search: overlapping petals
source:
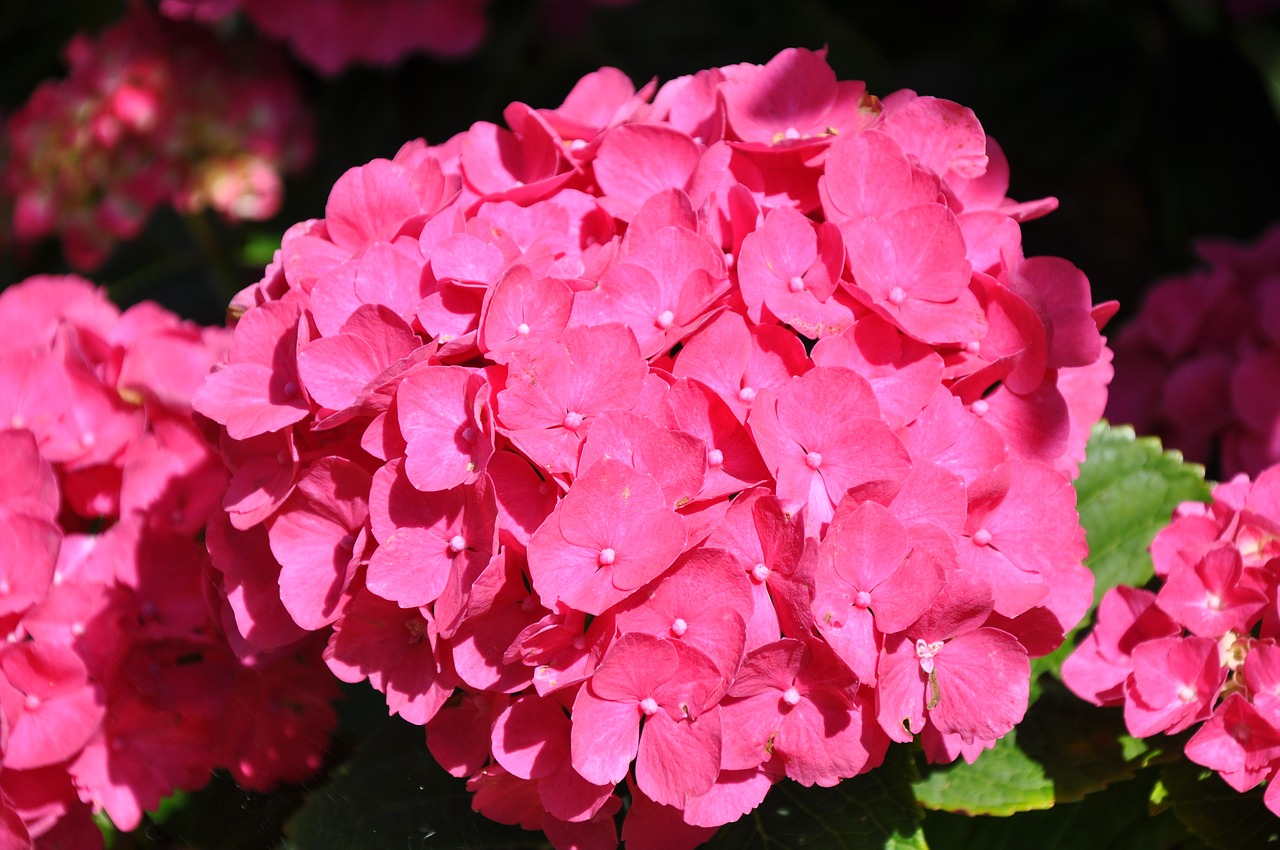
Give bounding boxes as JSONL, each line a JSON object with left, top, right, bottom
{"left": 1108, "top": 223, "right": 1280, "bottom": 477}
{"left": 195, "top": 47, "right": 1111, "bottom": 847}
{"left": 1065, "top": 466, "right": 1280, "bottom": 813}
{"left": 0, "top": 276, "right": 336, "bottom": 848}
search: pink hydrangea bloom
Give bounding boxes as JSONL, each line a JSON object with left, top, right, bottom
{"left": 161, "top": 0, "right": 638, "bottom": 75}
{"left": 196, "top": 47, "right": 1111, "bottom": 847}
{"left": 2, "top": 10, "right": 312, "bottom": 269}
{"left": 1109, "top": 223, "right": 1280, "bottom": 477}
{"left": 1065, "top": 465, "right": 1280, "bottom": 813}
{"left": 0, "top": 275, "right": 335, "bottom": 845}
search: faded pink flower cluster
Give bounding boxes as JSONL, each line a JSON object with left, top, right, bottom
{"left": 160, "top": 0, "right": 490, "bottom": 74}
{"left": 1108, "top": 224, "right": 1280, "bottom": 478}
{"left": 193, "top": 47, "right": 1112, "bottom": 848}
{"left": 0, "top": 276, "right": 337, "bottom": 849}
{"left": 1064, "top": 467, "right": 1280, "bottom": 814}
{"left": 3, "top": 10, "right": 313, "bottom": 269}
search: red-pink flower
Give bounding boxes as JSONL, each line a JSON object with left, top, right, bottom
{"left": 190, "top": 46, "right": 1110, "bottom": 846}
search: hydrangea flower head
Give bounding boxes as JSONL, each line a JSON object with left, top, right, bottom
{"left": 0, "top": 276, "right": 336, "bottom": 847}
{"left": 195, "top": 47, "right": 1112, "bottom": 847}
{"left": 3, "top": 10, "right": 312, "bottom": 269}
{"left": 1065, "top": 465, "right": 1280, "bottom": 813}
{"left": 1108, "top": 224, "right": 1280, "bottom": 477}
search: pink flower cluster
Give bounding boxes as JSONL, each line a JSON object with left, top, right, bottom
{"left": 1064, "top": 467, "right": 1280, "bottom": 813}
{"left": 160, "top": 0, "right": 490, "bottom": 74}
{"left": 1108, "top": 224, "right": 1280, "bottom": 478}
{"left": 0, "top": 276, "right": 337, "bottom": 849}
{"left": 3, "top": 10, "right": 313, "bottom": 269}
{"left": 193, "top": 47, "right": 1113, "bottom": 848}
{"left": 159, "top": 0, "right": 637, "bottom": 75}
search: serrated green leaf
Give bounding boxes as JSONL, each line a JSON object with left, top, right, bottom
{"left": 920, "top": 767, "right": 1209, "bottom": 850}
{"left": 706, "top": 745, "right": 926, "bottom": 849}
{"left": 1160, "top": 760, "right": 1280, "bottom": 850}
{"left": 912, "top": 731, "right": 1054, "bottom": 815}
{"left": 913, "top": 681, "right": 1168, "bottom": 816}
{"left": 284, "top": 714, "right": 548, "bottom": 850}
{"left": 1074, "top": 421, "right": 1212, "bottom": 606}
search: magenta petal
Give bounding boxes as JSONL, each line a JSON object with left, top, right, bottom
{"left": 931, "top": 628, "right": 1029, "bottom": 742}
{"left": 635, "top": 707, "right": 722, "bottom": 807}
{"left": 269, "top": 457, "right": 371, "bottom": 630}
{"left": 570, "top": 685, "right": 642, "bottom": 787}
{"left": 194, "top": 362, "right": 309, "bottom": 439}
{"left": 492, "top": 694, "right": 571, "bottom": 780}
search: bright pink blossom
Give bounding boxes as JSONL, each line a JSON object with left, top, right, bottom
{"left": 194, "top": 47, "right": 1109, "bottom": 847}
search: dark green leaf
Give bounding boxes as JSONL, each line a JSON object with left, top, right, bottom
{"left": 921, "top": 766, "right": 1207, "bottom": 850}
{"left": 913, "top": 681, "right": 1169, "bottom": 816}
{"left": 1160, "top": 760, "right": 1280, "bottom": 850}
{"left": 284, "top": 713, "right": 548, "bottom": 850}
{"left": 706, "top": 745, "right": 926, "bottom": 849}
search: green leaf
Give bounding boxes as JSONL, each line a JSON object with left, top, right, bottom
{"left": 1160, "top": 760, "right": 1280, "bottom": 850}
{"left": 920, "top": 767, "right": 1208, "bottom": 850}
{"left": 911, "top": 731, "right": 1054, "bottom": 816}
{"left": 706, "top": 745, "right": 926, "bottom": 849}
{"left": 913, "top": 681, "right": 1169, "bottom": 816}
{"left": 1073, "top": 421, "right": 1212, "bottom": 607}
{"left": 283, "top": 713, "right": 548, "bottom": 850}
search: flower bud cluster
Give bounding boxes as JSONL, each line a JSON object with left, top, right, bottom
{"left": 0, "top": 276, "right": 336, "bottom": 849}
{"left": 1108, "top": 224, "right": 1280, "bottom": 478}
{"left": 3, "top": 10, "right": 313, "bottom": 269}
{"left": 194, "top": 48, "right": 1112, "bottom": 848}
{"left": 1064, "top": 467, "right": 1280, "bottom": 814}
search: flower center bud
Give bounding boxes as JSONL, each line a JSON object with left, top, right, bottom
{"left": 284, "top": 381, "right": 298, "bottom": 396}
{"left": 738, "top": 386, "right": 756, "bottom": 403}
{"left": 516, "top": 322, "right": 531, "bottom": 336}
{"left": 888, "top": 287, "right": 907, "bottom": 304}
{"left": 805, "top": 451, "right": 823, "bottom": 470}
{"left": 563, "top": 410, "right": 584, "bottom": 431}
{"left": 1206, "top": 592, "right": 1223, "bottom": 611}
{"left": 598, "top": 548, "right": 616, "bottom": 566}
{"left": 461, "top": 426, "right": 477, "bottom": 442}
{"left": 1177, "top": 685, "right": 1198, "bottom": 703}
{"left": 971, "top": 399, "right": 989, "bottom": 417}
{"left": 448, "top": 535, "right": 467, "bottom": 554}
{"left": 639, "top": 697, "right": 659, "bottom": 716}
{"left": 751, "top": 563, "right": 770, "bottom": 582}
{"left": 965, "top": 340, "right": 981, "bottom": 354}
{"left": 671, "top": 618, "right": 689, "bottom": 637}
{"left": 782, "top": 687, "right": 801, "bottom": 706}
{"left": 70, "top": 622, "right": 86, "bottom": 636}
{"left": 916, "top": 638, "right": 945, "bottom": 674}
{"left": 788, "top": 275, "right": 806, "bottom": 292}
{"left": 656, "top": 309, "right": 675, "bottom": 329}
{"left": 23, "top": 693, "right": 40, "bottom": 711}
{"left": 972, "top": 528, "right": 992, "bottom": 547}
{"left": 855, "top": 590, "right": 872, "bottom": 609}
{"left": 707, "top": 448, "right": 724, "bottom": 467}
